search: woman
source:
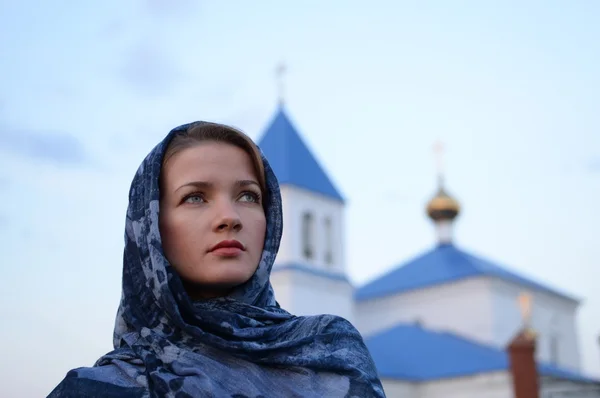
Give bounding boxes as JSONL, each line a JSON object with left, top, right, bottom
{"left": 48, "top": 121, "right": 385, "bottom": 397}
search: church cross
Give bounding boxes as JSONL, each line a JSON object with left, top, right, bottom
{"left": 433, "top": 140, "right": 445, "bottom": 176}
{"left": 518, "top": 292, "right": 533, "bottom": 326}
{"left": 276, "top": 62, "right": 287, "bottom": 105}
{"left": 433, "top": 140, "right": 445, "bottom": 187}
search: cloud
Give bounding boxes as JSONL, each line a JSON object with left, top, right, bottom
{"left": 97, "top": 19, "right": 126, "bottom": 40}
{"left": 143, "top": 0, "right": 198, "bottom": 17}
{"left": 111, "top": 1, "right": 199, "bottom": 96}
{"left": 0, "top": 176, "right": 9, "bottom": 191}
{"left": 0, "top": 127, "right": 90, "bottom": 166}
{"left": 589, "top": 157, "right": 600, "bottom": 173}
{"left": 0, "top": 176, "right": 10, "bottom": 228}
{"left": 119, "top": 41, "right": 183, "bottom": 96}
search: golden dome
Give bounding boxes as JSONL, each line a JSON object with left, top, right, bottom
{"left": 426, "top": 187, "right": 460, "bottom": 222}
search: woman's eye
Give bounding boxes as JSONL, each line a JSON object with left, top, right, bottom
{"left": 239, "top": 192, "right": 260, "bottom": 203}
{"left": 184, "top": 194, "right": 205, "bottom": 204}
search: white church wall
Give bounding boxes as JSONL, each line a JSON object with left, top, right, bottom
{"left": 270, "top": 268, "right": 354, "bottom": 323}
{"left": 276, "top": 185, "right": 294, "bottom": 264}
{"left": 270, "top": 271, "right": 292, "bottom": 309}
{"left": 540, "top": 377, "right": 600, "bottom": 397}
{"left": 490, "top": 278, "right": 581, "bottom": 371}
{"left": 355, "top": 276, "right": 494, "bottom": 342}
{"left": 379, "top": 380, "right": 418, "bottom": 397}
{"left": 275, "top": 186, "right": 345, "bottom": 273}
{"left": 417, "top": 371, "right": 513, "bottom": 398}
{"left": 382, "top": 372, "right": 600, "bottom": 398}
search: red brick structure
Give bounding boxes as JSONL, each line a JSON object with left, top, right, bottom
{"left": 507, "top": 327, "right": 539, "bottom": 398}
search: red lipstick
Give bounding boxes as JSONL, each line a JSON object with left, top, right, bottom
{"left": 209, "top": 240, "right": 245, "bottom": 256}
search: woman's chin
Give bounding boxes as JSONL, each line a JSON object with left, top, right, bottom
{"left": 182, "top": 269, "right": 256, "bottom": 298}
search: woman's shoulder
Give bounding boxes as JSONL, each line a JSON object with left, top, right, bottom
{"left": 47, "top": 363, "right": 147, "bottom": 398}
{"left": 292, "top": 313, "right": 373, "bottom": 358}
{"left": 295, "top": 313, "right": 362, "bottom": 336}
{"left": 291, "top": 314, "right": 386, "bottom": 397}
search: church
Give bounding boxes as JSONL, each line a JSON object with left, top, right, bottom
{"left": 255, "top": 103, "right": 600, "bottom": 397}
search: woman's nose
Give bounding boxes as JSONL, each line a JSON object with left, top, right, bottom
{"left": 213, "top": 202, "right": 242, "bottom": 232}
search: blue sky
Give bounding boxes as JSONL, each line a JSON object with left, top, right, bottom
{"left": 1, "top": 1, "right": 599, "bottom": 396}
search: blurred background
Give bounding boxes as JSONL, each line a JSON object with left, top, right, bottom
{"left": 0, "top": 1, "right": 598, "bottom": 396}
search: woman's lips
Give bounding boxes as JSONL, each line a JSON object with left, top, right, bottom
{"left": 209, "top": 240, "right": 245, "bottom": 257}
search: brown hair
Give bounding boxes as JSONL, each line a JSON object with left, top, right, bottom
{"left": 162, "top": 122, "right": 267, "bottom": 197}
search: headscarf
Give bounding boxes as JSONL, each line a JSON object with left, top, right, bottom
{"left": 48, "top": 122, "right": 385, "bottom": 398}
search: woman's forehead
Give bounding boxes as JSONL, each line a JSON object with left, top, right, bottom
{"left": 162, "top": 143, "right": 259, "bottom": 187}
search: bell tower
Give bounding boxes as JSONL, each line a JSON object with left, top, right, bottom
{"left": 257, "top": 93, "right": 353, "bottom": 322}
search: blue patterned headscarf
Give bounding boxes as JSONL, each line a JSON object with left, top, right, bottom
{"left": 48, "top": 122, "right": 385, "bottom": 398}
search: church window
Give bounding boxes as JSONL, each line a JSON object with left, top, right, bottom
{"left": 549, "top": 334, "right": 559, "bottom": 365}
{"left": 302, "top": 212, "right": 314, "bottom": 260}
{"left": 324, "top": 217, "right": 333, "bottom": 266}
{"left": 549, "top": 315, "right": 560, "bottom": 365}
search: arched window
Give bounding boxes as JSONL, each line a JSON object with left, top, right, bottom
{"left": 302, "top": 212, "right": 314, "bottom": 260}
{"left": 549, "top": 334, "right": 559, "bottom": 365}
{"left": 324, "top": 217, "right": 333, "bottom": 266}
{"left": 549, "top": 315, "right": 560, "bottom": 365}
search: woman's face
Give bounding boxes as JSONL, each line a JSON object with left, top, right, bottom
{"left": 159, "top": 141, "right": 266, "bottom": 298}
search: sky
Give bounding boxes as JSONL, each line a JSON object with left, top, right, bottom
{"left": 0, "top": 0, "right": 599, "bottom": 396}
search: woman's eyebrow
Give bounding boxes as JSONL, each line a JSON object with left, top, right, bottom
{"left": 175, "top": 181, "right": 212, "bottom": 193}
{"left": 175, "top": 180, "right": 260, "bottom": 193}
{"left": 235, "top": 180, "right": 260, "bottom": 189}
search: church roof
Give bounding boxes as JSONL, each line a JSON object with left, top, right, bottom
{"left": 366, "top": 323, "right": 598, "bottom": 383}
{"left": 354, "top": 243, "right": 578, "bottom": 302}
{"left": 257, "top": 106, "right": 344, "bottom": 202}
